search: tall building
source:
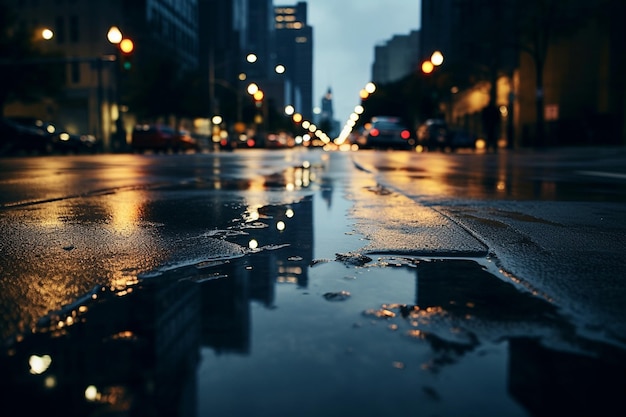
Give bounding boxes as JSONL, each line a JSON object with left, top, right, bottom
{"left": 372, "top": 30, "right": 421, "bottom": 85}
{"left": 274, "top": 2, "right": 313, "bottom": 119}
{"left": 198, "top": 0, "right": 247, "bottom": 124}
{"left": 420, "top": 0, "right": 625, "bottom": 147}
{"left": 246, "top": 0, "right": 275, "bottom": 80}
{"left": 4, "top": 0, "right": 199, "bottom": 150}
{"left": 318, "top": 87, "right": 338, "bottom": 137}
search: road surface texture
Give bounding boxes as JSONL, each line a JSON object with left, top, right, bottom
{"left": 1, "top": 147, "right": 625, "bottom": 417}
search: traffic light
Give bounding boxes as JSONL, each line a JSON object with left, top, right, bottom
{"left": 253, "top": 90, "right": 264, "bottom": 107}
{"left": 119, "top": 38, "right": 134, "bottom": 71}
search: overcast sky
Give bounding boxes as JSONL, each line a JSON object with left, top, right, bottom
{"left": 308, "top": 0, "right": 422, "bottom": 124}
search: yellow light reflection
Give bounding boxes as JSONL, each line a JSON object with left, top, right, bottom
{"left": 44, "top": 375, "right": 56, "bottom": 389}
{"left": 29, "top": 354, "right": 52, "bottom": 374}
{"left": 85, "top": 385, "right": 99, "bottom": 401}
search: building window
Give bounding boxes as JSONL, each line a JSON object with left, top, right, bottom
{"left": 55, "top": 16, "right": 65, "bottom": 44}
{"left": 70, "top": 61, "right": 80, "bottom": 84}
{"left": 69, "top": 16, "right": 79, "bottom": 43}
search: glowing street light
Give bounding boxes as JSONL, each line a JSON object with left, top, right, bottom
{"left": 119, "top": 38, "right": 134, "bottom": 54}
{"left": 247, "top": 83, "right": 259, "bottom": 95}
{"left": 275, "top": 64, "right": 286, "bottom": 74}
{"left": 365, "top": 82, "right": 376, "bottom": 94}
{"left": 431, "top": 50, "right": 444, "bottom": 66}
{"left": 253, "top": 90, "right": 264, "bottom": 102}
{"left": 246, "top": 53, "right": 258, "bottom": 63}
{"left": 421, "top": 60, "right": 435, "bottom": 74}
{"left": 107, "top": 26, "right": 123, "bottom": 45}
{"left": 41, "top": 28, "right": 54, "bottom": 40}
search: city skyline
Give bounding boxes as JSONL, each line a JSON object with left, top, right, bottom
{"left": 309, "top": 0, "right": 421, "bottom": 123}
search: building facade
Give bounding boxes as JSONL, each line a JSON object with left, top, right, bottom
{"left": 372, "top": 30, "right": 420, "bottom": 85}
{"left": 420, "top": 0, "right": 625, "bottom": 147}
{"left": 5, "top": 0, "right": 199, "bottom": 150}
{"left": 274, "top": 2, "right": 313, "bottom": 119}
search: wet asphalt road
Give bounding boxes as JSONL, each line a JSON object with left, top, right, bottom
{"left": 1, "top": 147, "right": 625, "bottom": 417}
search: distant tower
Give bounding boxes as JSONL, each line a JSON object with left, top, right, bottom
{"left": 321, "top": 87, "right": 334, "bottom": 122}
{"left": 319, "top": 87, "right": 339, "bottom": 137}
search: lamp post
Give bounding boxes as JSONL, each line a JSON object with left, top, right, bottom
{"left": 106, "top": 25, "right": 133, "bottom": 152}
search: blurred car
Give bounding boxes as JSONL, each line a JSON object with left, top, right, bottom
{"left": 7, "top": 117, "right": 98, "bottom": 154}
{"left": 447, "top": 128, "right": 478, "bottom": 151}
{"left": 0, "top": 117, "right": 52, "bottom": 155}
{"left": 265, "top": 132, "right": 295, "bottom": 149}
{"left": 363, "top": 116, "right": 415, "bottom": 150}
{"left": 131, "top": 124, "right": 200, "bottom": 153}
{"left": 417, "top": 118, "right": 448, "bottom": 150}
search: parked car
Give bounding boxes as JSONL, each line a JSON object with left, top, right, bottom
{"left": 417, "top": 118, "right": 449, "bottom": 151}
{"left": 417, "top": 119, "right": 479, "bottom": 152}
{"left": 363, "top": 116, "right": 415, "bottom": 150}
{"left": 131, "top": 124, "right": 200, "bottom": 153}
{"left": 0, "top": 117, "right": 52, "bottom": 155}
{"left": 7, "top": 117, "right": 99, "bottom": 154}
{"left": 447, "top": 128, "right": 478, "bottom": 151}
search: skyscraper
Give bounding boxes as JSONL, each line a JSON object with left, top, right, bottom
{"left": 274, "top": 2, "right": 313, "bottom": 119}
{"left": 372, "top": 30, "right": 421, "bottom": 85}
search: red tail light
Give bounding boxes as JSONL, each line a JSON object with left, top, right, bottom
{"left": 401, "top": 130, "right": 410, "bottom": 140}
{"left": 370, "top": 128, "right": 380, "bottom": 137}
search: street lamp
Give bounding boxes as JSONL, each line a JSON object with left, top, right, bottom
{"left": 106, "top": 25, "right": 133, "bottom": 152}
{"left": 107, "top": 26, "right": 123, "bottom": 45}
{"left": 421, "top": 60, "right": 435, "bottom": 74}
{"left": 431, "top": 50, "right": 444, "bottom": 66}
{"left": 41, "top": 28, "right": 54, "bottom": 41}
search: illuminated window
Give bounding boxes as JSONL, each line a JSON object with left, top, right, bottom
{"left": 295, "top": 36, "right": 307, "bottom": 43}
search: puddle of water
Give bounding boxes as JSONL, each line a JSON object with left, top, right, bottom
{"left": 2, "top": 156, "right": 626, "bottom": 417}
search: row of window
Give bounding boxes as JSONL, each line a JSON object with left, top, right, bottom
{"left": 53, "top": 15, "right": 80, "bottom": 44}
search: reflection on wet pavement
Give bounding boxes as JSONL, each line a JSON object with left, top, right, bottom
{"left": 1, "top": 153, "right": 625, "bottom": 417}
